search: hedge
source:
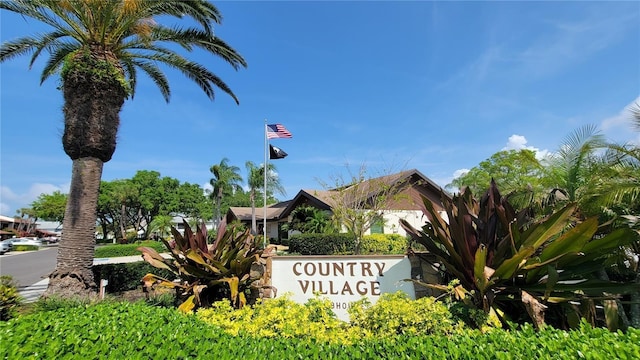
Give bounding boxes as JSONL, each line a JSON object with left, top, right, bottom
{"left": 288, "top": 233, "right": 355, "bottom": 255}
{"left": 94, "top": 241, "right": 166, "bottom": 258}
{"left": 92, "top": 262, "right": 175, "bottom": 293}
{"left": 1, "top": 301, "right": 638, "bottom": 359}
{"left": 360, "top": 234, "right": 408, "bottom": 254}
{"left": 11, "top": 245, "right": 39, "bottom": 252}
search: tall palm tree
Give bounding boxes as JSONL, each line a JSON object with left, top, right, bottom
{"left": 0, "top": 0, "right": 246, "bottom": 298}
{"left": 209, "top": 158, "right": 243, "bottom": 230}
{"left": 245, "top": 161, "right": 285, "bottom": 235}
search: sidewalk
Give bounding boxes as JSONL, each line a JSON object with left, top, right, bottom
{"left": 19, "top": 254, "right": 164, "bottom": 302}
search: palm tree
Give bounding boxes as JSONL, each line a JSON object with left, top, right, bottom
{"left": 544, "top": 124, "right": 606, "bottom": 213}
{"left": 209, "top": 158, "right": 243, "bottom": 231}
{"left": 0, "top": 0, "right": 246, "bottom": 298}
{"left": 245, "top": 161, "right": 285, "bottom": 235}
{"left": 148, "top": 214, "right": 173, "bottom": 241}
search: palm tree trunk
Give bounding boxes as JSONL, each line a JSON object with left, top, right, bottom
{"left": 120, "top": 203, "right": 127, "bottom": 241}
{"left": 216, "top": 188, "right": 222, "bottom": 231}
{"left": 250, "top": 190, "right": 257, "bottom": 235}
{"left": 45, "top": 157, "right": 103, "bottom": 298}
{"left": 631, "top": 272, "right": 640, "bottom": 329}
{"left": 45, "top": 47, "right": 127, "bottom": 299}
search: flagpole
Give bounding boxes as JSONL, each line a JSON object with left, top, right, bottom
{"left": 263, "top": 119, "right": 268, "bottom": 249}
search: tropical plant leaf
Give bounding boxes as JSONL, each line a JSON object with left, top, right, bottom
{"left": 140, "top": 219, "right": 264, "bottom": 311}
{"left": 138, "top": 246, "right": 172, "bottom": 271}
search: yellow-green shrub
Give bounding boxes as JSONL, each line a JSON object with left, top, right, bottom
{"left": 197, "top": 294, "right": 358, "bottom": 344}
{"left": 198, "top": 292, "right": 466, "bottom": 344}
{"left": 0, "top": 276, "right": 22, "bottom": 321}
{"left": 12, "top": 245, "right": 39, "bottom": 252}
{"left": 360, "top": 234, "right": 408, "bottom": 254}
{"left": 349, "top": 292, "right": 462, "bottom": 336}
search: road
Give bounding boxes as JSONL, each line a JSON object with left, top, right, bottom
{"left": 0, "top": 246, "right": 58, "bottom": 289}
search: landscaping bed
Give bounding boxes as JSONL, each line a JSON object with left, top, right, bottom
{"left": 1, "top": 301, "right": 638, "bottom": 359}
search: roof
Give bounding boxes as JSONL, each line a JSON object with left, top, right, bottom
{"left": 226, "top": 169, "right": 449, "bottom": 222}
{"left": 228, "top": 200, "right": 291, "bottom": 222}
{"left": 0, "top": 215, "right": 32, "bottom": 223}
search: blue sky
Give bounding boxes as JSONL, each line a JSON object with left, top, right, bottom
{"left": 1, "top": 1, "right": 639, "bottom": 216}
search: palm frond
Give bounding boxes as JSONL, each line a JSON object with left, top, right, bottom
{"left": 146, "top": 0, "right": 222, "bottom": 31}
{"left": 121, "top": 59, "right": 137, "bottom": 99}
{"left": 130, "top": 59, "right": 170, "bottom": 101}
{"left": 1, "top": 0, "right": 246, "bottom": 104}
{"left": 630, "top": 102, "right": 640, "bottom": 132}
{"left": 39, "top": 42, "right": 77, "bottom": 83}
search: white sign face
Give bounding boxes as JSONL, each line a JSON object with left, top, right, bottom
{"left": 270, "top": 256, "right": 414, "bottom": 321}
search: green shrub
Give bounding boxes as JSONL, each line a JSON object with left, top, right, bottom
{"left": 94, "top": 241, "right": 165, "bottom": 258}
{"left": 1, "top": 301, "right": 639, "bottom": 359}
{"left": 11, "top": 245, "right": 39, "bottom": 251}
{"left": 288, "top": 233, "right": 355, "bottom": 255}
{"left": 0, "top": 276, "right": 22, "bottom": 321}
{"left": 145, "top": 291, "right": 177, "bottom": 308}
{"left": 360, "top": 234, "right": 408, "bottom": 254}
{"left": 349, "top": 292, "right": 462, "bottom": 336}
{"left": 92, "top": 262, "right": 175, "bottom": 293}
{"left": 29, "top": 296, "right": 98, "bottom": 313}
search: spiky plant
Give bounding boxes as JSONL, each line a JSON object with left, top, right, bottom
{"left": 401, "top": 181, "right": 638, "bottom": 329}
{"left": 139, "top": 219, "right": 265, "bottom": 313}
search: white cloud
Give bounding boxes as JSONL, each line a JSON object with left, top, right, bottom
{"left": 0, "top": 183, "right": 69, "bottom": 216}
{"left": 504, "top": 135, "right": 528, "bottom": 150}
{"left": 453, "top": 169, "right": 470, "bottom": 179}
{"left": 600, "top": 97, "right": 640, "bottom": 143}
{"left": 502, "top": 135, "right": 550, "bottom": 160}
{"left": 0, "top": 202, "right": 9, "bottom": 215}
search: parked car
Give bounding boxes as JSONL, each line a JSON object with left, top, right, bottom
{"left": 39, "top": 236, "right": 60, "bottom": 244}
{"left": 1, "top": 238, "right": 16, "bottom": 249}
{"left": 0, "top": 241, "right": 9, "bottom": 255}
{"left": 5, "top": 237, "right": 42, "bottom": 248}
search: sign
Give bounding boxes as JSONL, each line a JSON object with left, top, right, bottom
{"left": 270, "top": 255, "right": 414, "bottom": 321}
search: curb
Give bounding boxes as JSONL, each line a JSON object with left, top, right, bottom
{"left": 19, "top": 278, "right": 49, "bottom": 303}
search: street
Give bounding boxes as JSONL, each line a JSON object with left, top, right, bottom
{"left": 0, "top": 247, "right": 57, "bottom": 290}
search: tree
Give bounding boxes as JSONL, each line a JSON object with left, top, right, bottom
{"left": 209, "top": 158, "right": 243, "bottom": 230}
{"left": 30, "top": 191, "right": 68, "bottom": 223}
{"left": 245, "top": 161, "right": 285, "bottom": 235}
{"left": 174, "top": 182, "right": 211, "bottom": 220}
{"left": 112, "top": 179, "right": 139, "bottom": 241}
{"left": 148, "top": 215, "right": 173, "bottom": 240}
{"left": 13, "top": 207, "right": 37, "bottom": 236}
{"left": 322, "top": 165, "right": 409, "bottom": 254}
{"left": 545, "top": 125, "right": 606, "bottom": 210}
{"left": 579, "top": 106, "right": 640, "bottom": 328}
{"left": 447, "top": 149, "right": 550, "bottom": 211}
{"left": 283, "top": 205, "right": 332, "bottom": 234}
{"left": 0, "top": 0, "right": 247, "bottom": 297}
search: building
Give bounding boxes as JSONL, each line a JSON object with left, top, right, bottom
{"left": 225, "top": 169, "right": 449, "bottom": 242}
{"left": 0, "top": 215, "right": 60, "bottom": 240}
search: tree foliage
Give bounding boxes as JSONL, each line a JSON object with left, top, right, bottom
{"left": 96, "top": 171, "right": 209, "bottom": 240}
{"left": 209, "top": 158, "right": 243, "bottom": 229}
{"left": 447, "top": 149, "right": 547, "bottom": 198}
{"left": 245, "top": 161, "right": 285, "bottom": 235}
{"left": 322, "top": 165, "right": 409, "bottom": 254}
{"left": 30, "top": 191, "right": 67, "bottom": 223}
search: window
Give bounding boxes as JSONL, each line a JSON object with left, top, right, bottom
{"left": 370, "top": 217, "right": 384, "bottom": 234}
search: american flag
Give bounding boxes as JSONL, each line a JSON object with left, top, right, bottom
{"left": 266, "top": 124, "right": 292, "bottom": 139}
